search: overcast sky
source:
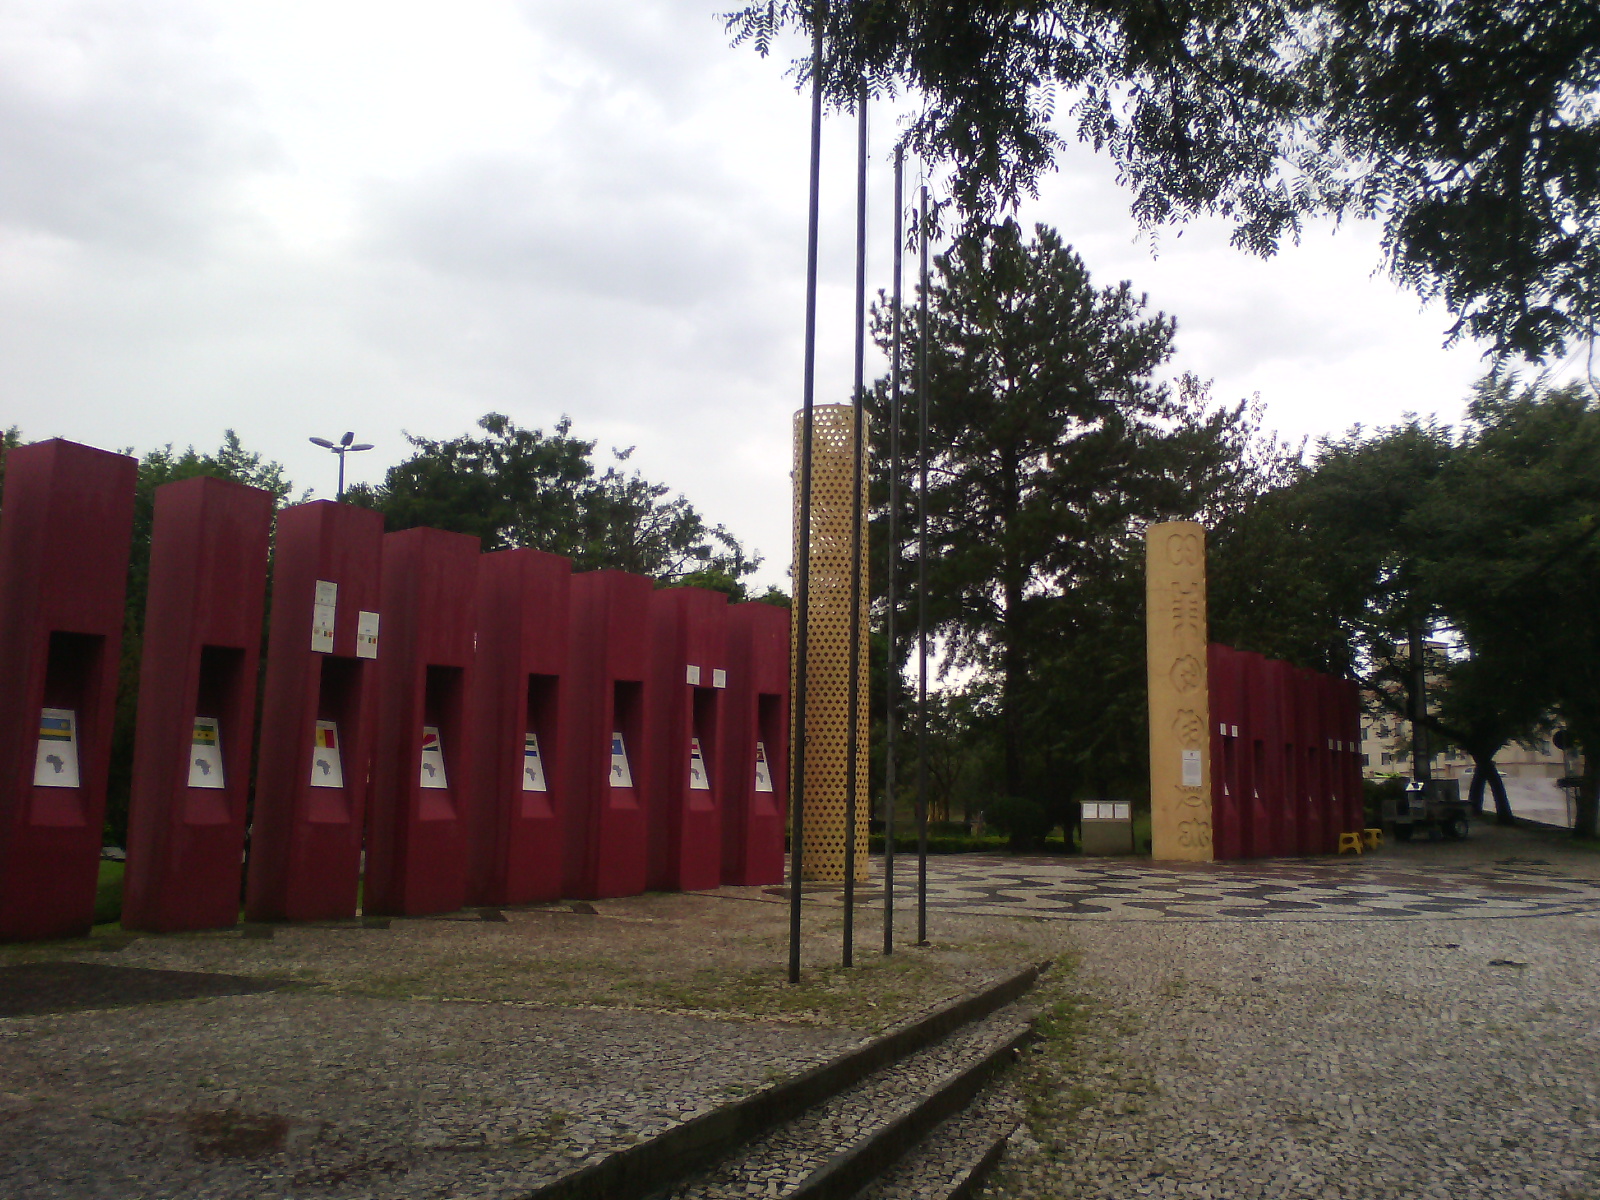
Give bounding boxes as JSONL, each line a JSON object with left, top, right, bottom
{"left": 0, "top": 0, "right": 1572, "bottom": 591}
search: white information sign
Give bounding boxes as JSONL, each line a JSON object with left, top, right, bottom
{"left": 33, "top": 707, "right": 80, "bottom": 788}
{"left": 522, "top": 732, "right": 548, "bottom": 792}
{"left": 310, "top": 720, "right": 344, "bottom": 787}
{"left": 685, "top": 664, "right": 702, "bottom": 686}
{"left": 188, "top": 716, "right": 225, "bottom": 788}
{"left": 311, "top": 579, "right": 337, "bottom": 653}
{"left": 420, "top": 725, "right": 448, "bottom": 789}
{"left": 688, "top": 736, "right": 711, "bottom": 790}
{"left": 356, "top": 610, "right": 380, "bottom": 659}
{"left": 609, "top": 731, "right": 633, "bottom": 788}
{"left": 1181, "top": 749, "right": 1203, "bottom": 787}
{"left": 712, "top": 669, "right": 727, "bottom": 689}
{"left": 753, "top": 740, "right": 774, "bottom": 793}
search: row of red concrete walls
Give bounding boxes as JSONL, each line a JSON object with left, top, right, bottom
{"left": 0, "top": 440, "right": 138, "bottom": 940}
{"left": 2, "top": 450, "right": 794, "bottom": 937}
{"left": 1209, "top": 644, "right": 1364, "bottom": 859}
{"left": 123, "top": 477, "right": 273, "bottom": 932}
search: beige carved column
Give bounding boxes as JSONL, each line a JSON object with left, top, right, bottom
{"left": 790, "top": 404, "right": 870, "bottom": 883}
{"left": 1146, "top": 521, "right": 1213, "bottom": 861}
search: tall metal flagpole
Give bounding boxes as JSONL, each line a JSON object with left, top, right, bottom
{"left": 843, "top": 79, "right": 868, "bottom": 969}
{"left": 883, "top": 145, "right": 903, "bottom": 957}
{"left": 916, "top": 183, "right": 930, "bottom": 946}
{"left": 789, "top": 1, "right": 827, "bottom": 987}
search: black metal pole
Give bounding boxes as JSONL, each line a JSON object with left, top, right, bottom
{"left": 916, "top": 183, "right": 930, "bottom": 946}
{"left": 336, "top": 451, "right": 346, "bottom": 502}
{"left": 843, "top": 80, "right": 868, "bottom": 969}
{"left": 789, "top": 2, "right": 826, "bottom": 986}
{"left": 883, "top": 145, "right": 903, "bottom": 957}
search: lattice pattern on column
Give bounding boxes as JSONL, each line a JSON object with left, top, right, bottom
{"left": 790, "top": 404, "right": 871, "bottom": 883}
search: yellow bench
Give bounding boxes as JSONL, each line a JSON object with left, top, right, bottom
{"left": 1337, "top": 831, "right": 1364, "bottom": 855}
{"left": 1363, "top": 827, "right": 1383, "bottom": 851}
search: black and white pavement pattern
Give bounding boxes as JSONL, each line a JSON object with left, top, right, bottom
{"left": 807, "top": 854, "right": 1600, "bottom": 922}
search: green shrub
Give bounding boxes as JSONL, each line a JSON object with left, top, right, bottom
{"left": 984, "top": 796, "right": 1054, "bottom": 851}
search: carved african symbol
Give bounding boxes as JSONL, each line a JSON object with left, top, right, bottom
{"left": 1175, "top": 784, "right": 1207, "bottom": 809}
{"left": 1166, "top": 531, "right": 1202, "bottom": 566}
{"left": 1177, "top": 817, "right": 1213, "bottom": 849}
{"left": 1172, "top": 708, "right": 1204, "bottom": 749}
{"left": 1169, "top": 654, "right": 1203, "bottom": 694}
{"left": 1171, "top": 582, "right": 1204, "bottom": 638}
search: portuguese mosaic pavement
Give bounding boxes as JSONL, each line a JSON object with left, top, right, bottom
{"left": 813, "top": 853, "right": 1600, "bottom": 922}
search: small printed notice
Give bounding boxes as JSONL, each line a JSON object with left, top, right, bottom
{"left": 712, "top": 669, "right": 727, "bottom": 689}
{"left": 753, "top": 740, "right": 774, "bottom": 793}
{"left": 356, "top": 610, "right": 380, "bottom": 659}
{"left": 688, "top": 736, "right": 711, "bottom": 790}
{"left": 420, "top": 726, "right": 448, "bottom": 789}
{"left": 1181, "top": 749, "right": 1203, "bottom": 788}
{"left": 686, "top": 664, "right": 702, "bottom": 686}
{"left": 188, "top": 717, "right": 225, "bottom": 788}
{"left": 33, "top": 707, "right": 80, "bottom": 788}
{"left": 522, "top": 732, "right": 548, "bottom": 792}
{"left": 310, "top": 720, "right": 344, "bottom": 787}
{"left": 311, "top": 579, "right": 338, "bottom": 653}
{"left": 609, "top": 731, "right": 633, "bottom": 788}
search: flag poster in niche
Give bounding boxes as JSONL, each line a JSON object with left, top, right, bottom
{"left": 33, "top": 708, "right": 80, "bottom": 787}
{"left": 609, "top": 732, "right": 632, "bottom": 788}
{"left": 188, "top": 717, "right": 225, "bottom": 788}
{"left": 522, "top": 732, "right": 547, "bottom": 791}
{"left": 310, "top": 720, "right": 344, "bottom": 787}
{"left": 420, "top": 726, "right": 448, "bottom": 789}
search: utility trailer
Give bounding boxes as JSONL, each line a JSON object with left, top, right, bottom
{"left": 1388, "top": 778, "right": 1470, "bottom": 841}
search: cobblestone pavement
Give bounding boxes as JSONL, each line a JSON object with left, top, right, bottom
{"left": 982, "top": 823, "right": 1600, "bottom": 1199}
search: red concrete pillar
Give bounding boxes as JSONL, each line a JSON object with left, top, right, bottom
{"left": 1293, "top": 667, "right": 1326, "bottom": 855}
{"left": 0, "top": 440, "right": 137, "bottom": 940}
{"left": 646, "top": 587, "right": 729, "bottom": 892}
{"left": 561, "top": 570, "right": 653, "bottom": 900}
{"left": 720, "top": 601, "right": 790, "bottom": 886}
{"left": 365, "top": 527, "right": 481, "bottom": 917}
{"left": 122, "top": 477, "right": 272, "bottom": 931}
{"left": 1342, "top": 677, "right": 1365, "bottom": 834}
{"left": 1207, "top": 644, "right": 1243, "bottom": 861}
{"left": 469, "top": 547, "right": 571, "bottom": 906}
{"left": 246, "top": 501, "right": 384, "bottom": 922}
{"left": 1264, "top": 659, "right": 1298, "bottom": 856}
{"left": 1235, "top": 651, "right": 1269, "bottom": 857}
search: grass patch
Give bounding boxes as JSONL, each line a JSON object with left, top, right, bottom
{"left": 96, "top": 860, "right": 124, "bottom": 926}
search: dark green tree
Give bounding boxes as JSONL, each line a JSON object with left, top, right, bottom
{"left": 353, "top": 413, "right": 758, "bottom": 585}
{"left": 1416, "top": 377, "right": 1600, "bottom": 835}
{"left": 732, "top": 1, "right": 1600, "bottom": 358}
{"left": 870, "top": 220, "right": 1261, "bottom": 811}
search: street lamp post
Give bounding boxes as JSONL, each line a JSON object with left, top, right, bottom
{"left": 308, "top": 432, "right": 374, "bottom": 501}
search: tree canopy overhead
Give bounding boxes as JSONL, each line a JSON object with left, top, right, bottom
{"left": 730, "top": 0, "right": 1600, "bottom": 359}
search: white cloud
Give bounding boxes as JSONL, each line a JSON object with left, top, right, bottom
{"left": 0, "top": 0, "right": 1549, "bottom": 591}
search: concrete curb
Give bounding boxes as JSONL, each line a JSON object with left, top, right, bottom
{"left": 522, "top": 959, "right": 1050, "bottom": 1200}
{"left": 787, "top": 1024, "right": 1033, "bottom": 1200}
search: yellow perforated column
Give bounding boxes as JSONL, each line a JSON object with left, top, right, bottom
{"left": 791, "top": 404, "right": 870, "bottom": 883}
{"left": 1146, "top": 521, "right": 1213, "bottom": 861}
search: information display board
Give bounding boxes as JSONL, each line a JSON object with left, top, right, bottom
{"left": 468, "top": 548, "right": 571, "bottom": 906}
{"left": 245, "top": 500, "right": 384, "bottom": 923}
{"left": 364, "top": 527, "right": 481, "bottom": 917}
{"left": 645, "top": 587, "right": 729, "bottom": 892}
{"left": 718, "top": 600, "right": 790, "bottom": 886}
{"left": 560, "top": 570, "right": 653, "bottom": 900}
{"left": 0, "top": 439, "right": 137, "bottom": 940}
{"left": 123, "top": 476, "right": 272, "bottom": 932}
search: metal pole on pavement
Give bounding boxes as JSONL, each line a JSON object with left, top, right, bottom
{"left": 883, "top": 145, "right": 903, "bottom": 957}
{"left": 789, "top": 2, "right": 827, "bottom": 986}
{"left": 915, "top": 184, "right": 930, "bottom": 947}
{"left": 843, "top": 79, "right": 868, "bottom": 969}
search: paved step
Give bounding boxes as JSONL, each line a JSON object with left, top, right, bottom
{"left": 857, "top": 1083, "right": 1019, "bottom": 1200}
{"left": 525, "top": 961, "right": 1048, "bottom": 1200}
{"left": 661, "top": 1002, "right": 1034, "bottom": 1200}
